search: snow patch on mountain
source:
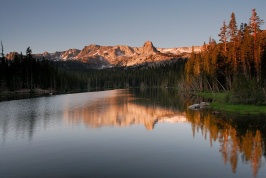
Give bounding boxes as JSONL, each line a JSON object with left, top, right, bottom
{"left": 158, "top": 46, "right": 201, "bottom": 55}
{"left": 6, "top": 41, "right": 202, "bottom": 69}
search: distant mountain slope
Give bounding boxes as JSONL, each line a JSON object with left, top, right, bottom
{"left": 6, "top": 41, "right": 202, "bottom": 69}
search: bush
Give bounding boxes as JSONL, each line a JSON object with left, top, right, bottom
{"left": 228, "top": 75, "right": 265, "bottom": 105}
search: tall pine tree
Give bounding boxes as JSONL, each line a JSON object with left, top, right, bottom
{"left": 228, "top": 12, "right": 238, "bottom": 72}
{"left": 249, "top": 8, "right": 264, "bottom": 81}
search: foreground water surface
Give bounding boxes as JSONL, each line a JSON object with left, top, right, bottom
{"left": 0, "top": 89, "right": 266, "bottom": 178}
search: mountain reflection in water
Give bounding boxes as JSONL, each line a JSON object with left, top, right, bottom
{"left": 0, "top": 88, "right": 266, "bottom": 177}
{"left": 63, "top": 90, "right": 186, "bottom": 130}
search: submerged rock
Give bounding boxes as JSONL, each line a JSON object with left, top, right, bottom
{"left": 188, "top": 104, "right": 200, "bottom": 110}
{"left": 188, "top": 102, "right": 210, "bottom": 110}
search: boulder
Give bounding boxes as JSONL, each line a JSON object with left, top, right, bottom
{"left": 188, "top": 104, "right": 200, "bottom": 110}
{"left": 188, "top": 102, "right": 210, "bottom": 110}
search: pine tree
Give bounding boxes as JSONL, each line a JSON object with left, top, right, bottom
{"left": 249, "top": 9, "right": 264, "bottom": 81}
{"left": 26, "top": 47, "right": 32, "bottom": 60}
{"left": 218, "top": 21, "right": 228, "bottom": 54}
{"left": 228, "top": 12, "right": 238, "bottom": 43}
{"left": 1, "top": 41, "right": 4, "bottom": 58}
{"left": 0, "top": 41, "right": 5, "bottom": 90}
{"left": 227, "top": 12, "right": 238, "bottom": 72}
{"left": 26, "top": 47, "right": 33, "bottom": 89}
{"left": 250, "top": 9, "right": 264, "bottom": 40}
{"left": 237, "top": 25, "right": 247, "bottom": 78}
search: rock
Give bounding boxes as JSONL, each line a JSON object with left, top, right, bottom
{"left": 142, "top": 41, "right": 158, "bottom": 54}
{"left": 188, "top": 104, "right": 200, "bottom": 110}
{"left": 188, "top": 102, "right": 211, "bottom": 110}
{"left": 212, "top": 111, "right": 221, "bottom": 115}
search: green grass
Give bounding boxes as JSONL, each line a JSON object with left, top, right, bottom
{"left": 211, "top": 102, "right": 266, "bottom": 114}
{"left": 196, "top": 91, "right": 266, "bottom": 115}
{"left": 197, "top": 92, "right": 228, "bottom": 103}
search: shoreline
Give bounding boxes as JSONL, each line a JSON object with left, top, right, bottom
{"left": 196, "top": 92, "right": 266, "bottom": 115}
{"left": 0, "top": 87, "right": 124, "bottom": 102}
{"left": 0, "top": 88, "right": 56, "bottom": 102}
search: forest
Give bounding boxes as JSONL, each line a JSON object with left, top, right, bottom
{"left": 1, "top": 9, "right": 266, "bottom": 105}
{"left": 182, "top": 9, "right": 266, "bottom": 105}
{"left": 0, "top": 45, "right": 185, "bottom": 94}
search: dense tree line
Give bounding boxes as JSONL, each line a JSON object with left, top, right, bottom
{"left": 1, "top": 44, "right": 186, "bottom": 93}
{"left": 3, "top": 9, "right": 264, "bottom": 105}
{"left": 0, "top": 47, "right": 88, "bottom": 93}
{"left": 183, "top": 9, "right": 266, "bottom": 104}
{"left": 56, "top": 58, "right": 186, "bottom": 90}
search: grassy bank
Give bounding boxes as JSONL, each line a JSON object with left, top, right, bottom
{"left": 196, "top": 92, "right": 266, "bottom": 115}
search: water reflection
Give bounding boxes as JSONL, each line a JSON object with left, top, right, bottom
{"left": 0, "top": 96, "right": 62, "bottom": 141}
{"left": 64, "top": 89, "right": 186, "bottom": 130}
{"left": 0, "top": 89, "right": 266, "bottom": 177}
{"left": 133, "top": 88, "right": 266, "bottom": 177}
{"left": 186, "top": 110, "right": 266, "bottom": 177}
{"left": 0, "top": 89, "right": 186, "bottom": 142}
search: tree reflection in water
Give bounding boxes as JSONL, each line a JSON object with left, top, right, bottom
{"left": 1, "top": 88, "right": 266, "bottom": 177}
{"left": 186, "top": 109, "right": 266, "bottom": 177}
{"left": 64, "top": 88, "right": 266, "bottom": 177}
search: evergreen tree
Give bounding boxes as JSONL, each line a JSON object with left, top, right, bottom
{"left": 218, "top": 21, "right": 228, "bottom": 54}
{"left": 249, "top": 9, "right": 264, "bottom": 40}
{"left": 26, "top": 47, "right": 33, "bottom": 89}
{"left": 249, "top": 9, "right": 264, "bottom": 81}
{"left": 26, "top": 47, "right": 32, "bottom": 59}
{"left": 227, "top": 12, "right": 238, "bottom": 72}
{"left": 228, "top": 12, "right": 238, "bottom": 43}
{"left": 184, "top": 9, "right": 266, "bottom": 102}
{"left": 1, "top": 41, "right": 4, "bottom": 58}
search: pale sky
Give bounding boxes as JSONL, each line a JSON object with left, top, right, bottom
{"left": 1, "top": 0, "right": 266, "bottom": 54}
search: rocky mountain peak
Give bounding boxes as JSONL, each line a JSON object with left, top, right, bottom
{"left": 142, "top": 41, "right": 158, "bottom": 54}
{"left": 5, "top": 41, "right": 201, "bottom": 69}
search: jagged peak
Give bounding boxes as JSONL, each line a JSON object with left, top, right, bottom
{"left": 89, "top": 44, "right": 100, "bottom": 47}
{"left": 143, "top": 40, "right": 154, "bottom": 46}
{"left": 6, "top": 41, "right": 198, "bottom": 68}
{"left": 142, "top": 40, "right": 158, "bottom": 54}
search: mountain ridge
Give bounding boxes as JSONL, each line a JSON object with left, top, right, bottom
{"left": 6, "top": 41, "right": 202, "bottom": 69}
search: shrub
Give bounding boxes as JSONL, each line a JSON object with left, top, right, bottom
{"left": 228, "top": 75, "right": 265, "bottom": 105}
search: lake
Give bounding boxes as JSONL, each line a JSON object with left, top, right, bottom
{"left": 0, "top": 89, "right": 266, "bottom": 178}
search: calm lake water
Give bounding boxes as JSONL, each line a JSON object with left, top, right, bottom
{"left": 0, "top": 89, "right": 266, "bottom": 178}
